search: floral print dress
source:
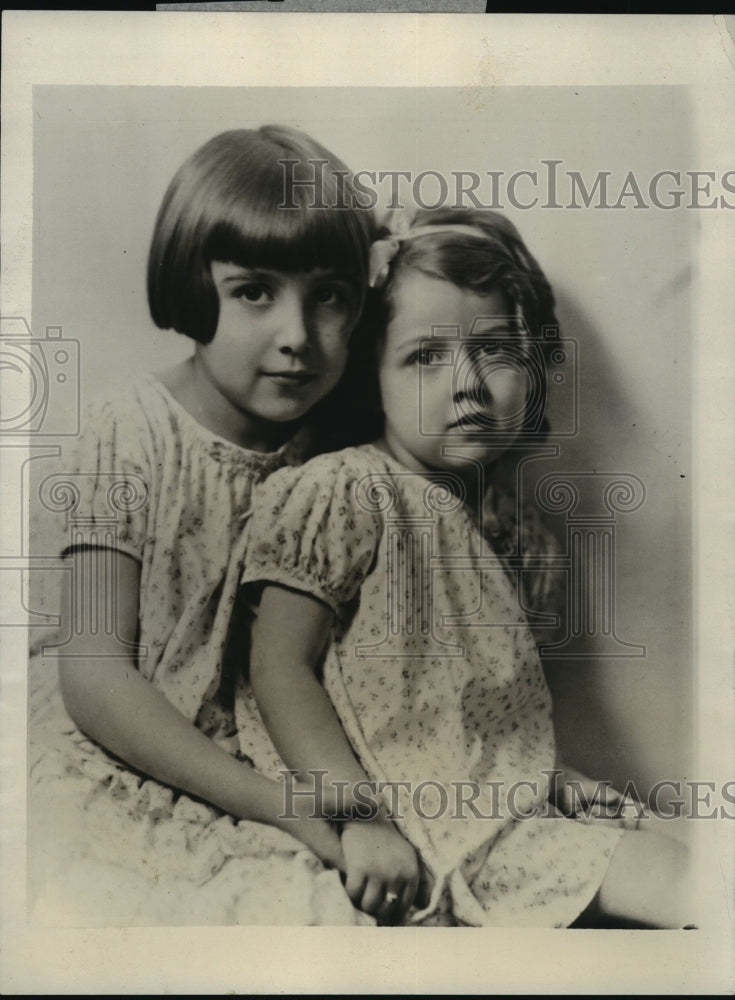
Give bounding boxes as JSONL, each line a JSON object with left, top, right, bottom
{"left": 240, "top": 444, "right": 624, "bottom": 927}
{"left": 29, "top": 375, "right": 364, "bottom": 926}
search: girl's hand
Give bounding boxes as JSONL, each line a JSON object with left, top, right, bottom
{"left": 550, "top": 763, "right": 626, "bottom": 820}
{"left": 340, "top": 817, "right": 420, "bottom": 925}
{"left": 553, "top": 768, "right": 687, "bottom": 839}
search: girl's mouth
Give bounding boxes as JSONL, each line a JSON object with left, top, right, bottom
{"left": 262, "top": 370, "right": 317, "bottom": 388}
{"left": 447, "top": 412, "right": 494, "bottom": 431}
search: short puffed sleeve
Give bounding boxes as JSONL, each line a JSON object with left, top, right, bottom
{"left": 241, "top": 453, "right": 384, "bottom": 614}
{"left": 49, "top": 393, "right": 153, "bottom": 562}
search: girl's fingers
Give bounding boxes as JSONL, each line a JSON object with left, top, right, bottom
{"left": 575, "top": 811, "right": 643, "bottom": 831}
{"left": 587, "top": 800, "right": 634, "bottom": 820}
{"left": 376, "top": 883, "right": 407, "bottom": 926}
{"left": 560, "top": 782, "right": 626, "bottom": 814}
{"left": 415, "top": 865, "right": 434, "bottom": 909}
{"left": 592, "top": 786, "right": 624, "bottom": 806}
{"left": 379, "top": 876, "right": 419, "bottom": 926}
{"left": 344, "top": 870, "right": 367, "bottom": 909}
{"left": 606, "top": 787, "right": 624, "bottom": 802}
{"left": 360, "top": 876, "right": 387, "bottom": 918}
{"left": 399, "top": 876, "right": 419, "bottom": 917}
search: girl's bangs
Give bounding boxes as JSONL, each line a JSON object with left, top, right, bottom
{"left": 206, "top": 170, "right": 368, "bottom": 279}
{"left": 400, "top": 232, "right": 554, "bottom": 342}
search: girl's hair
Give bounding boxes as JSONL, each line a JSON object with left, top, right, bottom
{"left": 147, "top": 125, "right": 374, "bottom": 343}
{"left": 374, "top": 207, "right": 559, "bottom": 344}
{"left": 352, "top": 207, "right": 561, "bottom": 445}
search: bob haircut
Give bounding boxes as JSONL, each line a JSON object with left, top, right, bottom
{"left": 148, "top": 125, "right": 374, "bottom": 343}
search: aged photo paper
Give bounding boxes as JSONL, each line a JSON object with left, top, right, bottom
{"left": 2, "top": 10, "right": 734, "bottom": 995}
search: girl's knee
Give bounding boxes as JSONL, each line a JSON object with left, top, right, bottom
{"left": 595, "top": 828, "right": 692, "bottom": 928}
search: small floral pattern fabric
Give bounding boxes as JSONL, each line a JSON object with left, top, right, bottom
{"left": 29, "top": 653, "right": 367, "bottom": 926}
{"left": 29, "top": 375, "right": 368, "bottom": 926}
{"left": 240, "top": 444, "right": 624, "bottom": 927}
{"left": 58, "top": 374, "right": 302, "bottom": 725}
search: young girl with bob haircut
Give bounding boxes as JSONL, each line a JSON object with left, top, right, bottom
{"left": 30, "top": 125, "right": 378, "bottom": 924}
{"left": 242, "top": 207, "right": 693, "bottom": 928}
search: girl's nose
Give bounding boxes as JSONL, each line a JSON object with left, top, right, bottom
{"left": 454, "top": 345, "right": 495, "bottom": 406}
{"left": 274, "top": 294, "right": 311, "bottom": 354}
{"left": 454, "top": 344, "right": 522, "bottom": 411}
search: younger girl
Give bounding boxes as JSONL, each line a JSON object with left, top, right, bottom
{"left": 242, "top": 207, "right": 692, "bottom": 928}
{"left": 30, "top": 125, "right": 376, "bottom": 924}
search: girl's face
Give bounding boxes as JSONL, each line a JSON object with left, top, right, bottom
{"left": 379, "top": 269, "right": 531, "bottom": 481}
{"left": 195, "top": 262, "right": 359, "bottom": 449}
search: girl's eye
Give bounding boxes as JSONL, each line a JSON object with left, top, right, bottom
{"left": 314, "top": 285, "right": 337, "bottom": 303}
{"left": 415, "top": 347, "right": 453, "bottom": 367}
{"left": 479, "top": 340, "right": 504, "bottom": 356}
{"left": 476, "top": 340, "right": 529, "bottom": 362}
{"left": 314, "top": 284, "right": 350, "bottom": 308}
{"left": 237, "top": 284, "right": 271, "bottom": 303}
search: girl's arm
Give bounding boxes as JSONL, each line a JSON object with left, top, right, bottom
{"left": 249, "top": 583, "right": 419, "bottom": 923}
{"left": 57, "top": 548, "right": 345, "bottom": 871}
{"left": 249, "top": 584, "right": 370, "bottom": 799}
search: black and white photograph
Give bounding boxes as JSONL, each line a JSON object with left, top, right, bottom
{"left": 2, "top": 10, "right": 734, "bottom": 995}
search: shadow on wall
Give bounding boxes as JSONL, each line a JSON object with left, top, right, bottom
{"left": 529, "top": 287, "right": 692, "bottom": 803}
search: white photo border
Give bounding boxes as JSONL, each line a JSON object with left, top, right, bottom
{"left": 2, "top": 11, "right": 734, "bottom": 995}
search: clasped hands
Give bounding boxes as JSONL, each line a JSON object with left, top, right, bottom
{"left": 549, "top": 762, "right": 644, "bottom": 829}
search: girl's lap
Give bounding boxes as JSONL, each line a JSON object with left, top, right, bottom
{"left": 28, "top": 656, "right": 367, "bottom": 927}
{"left": 30, "top": 758, "right": 367, "bottom": 927}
